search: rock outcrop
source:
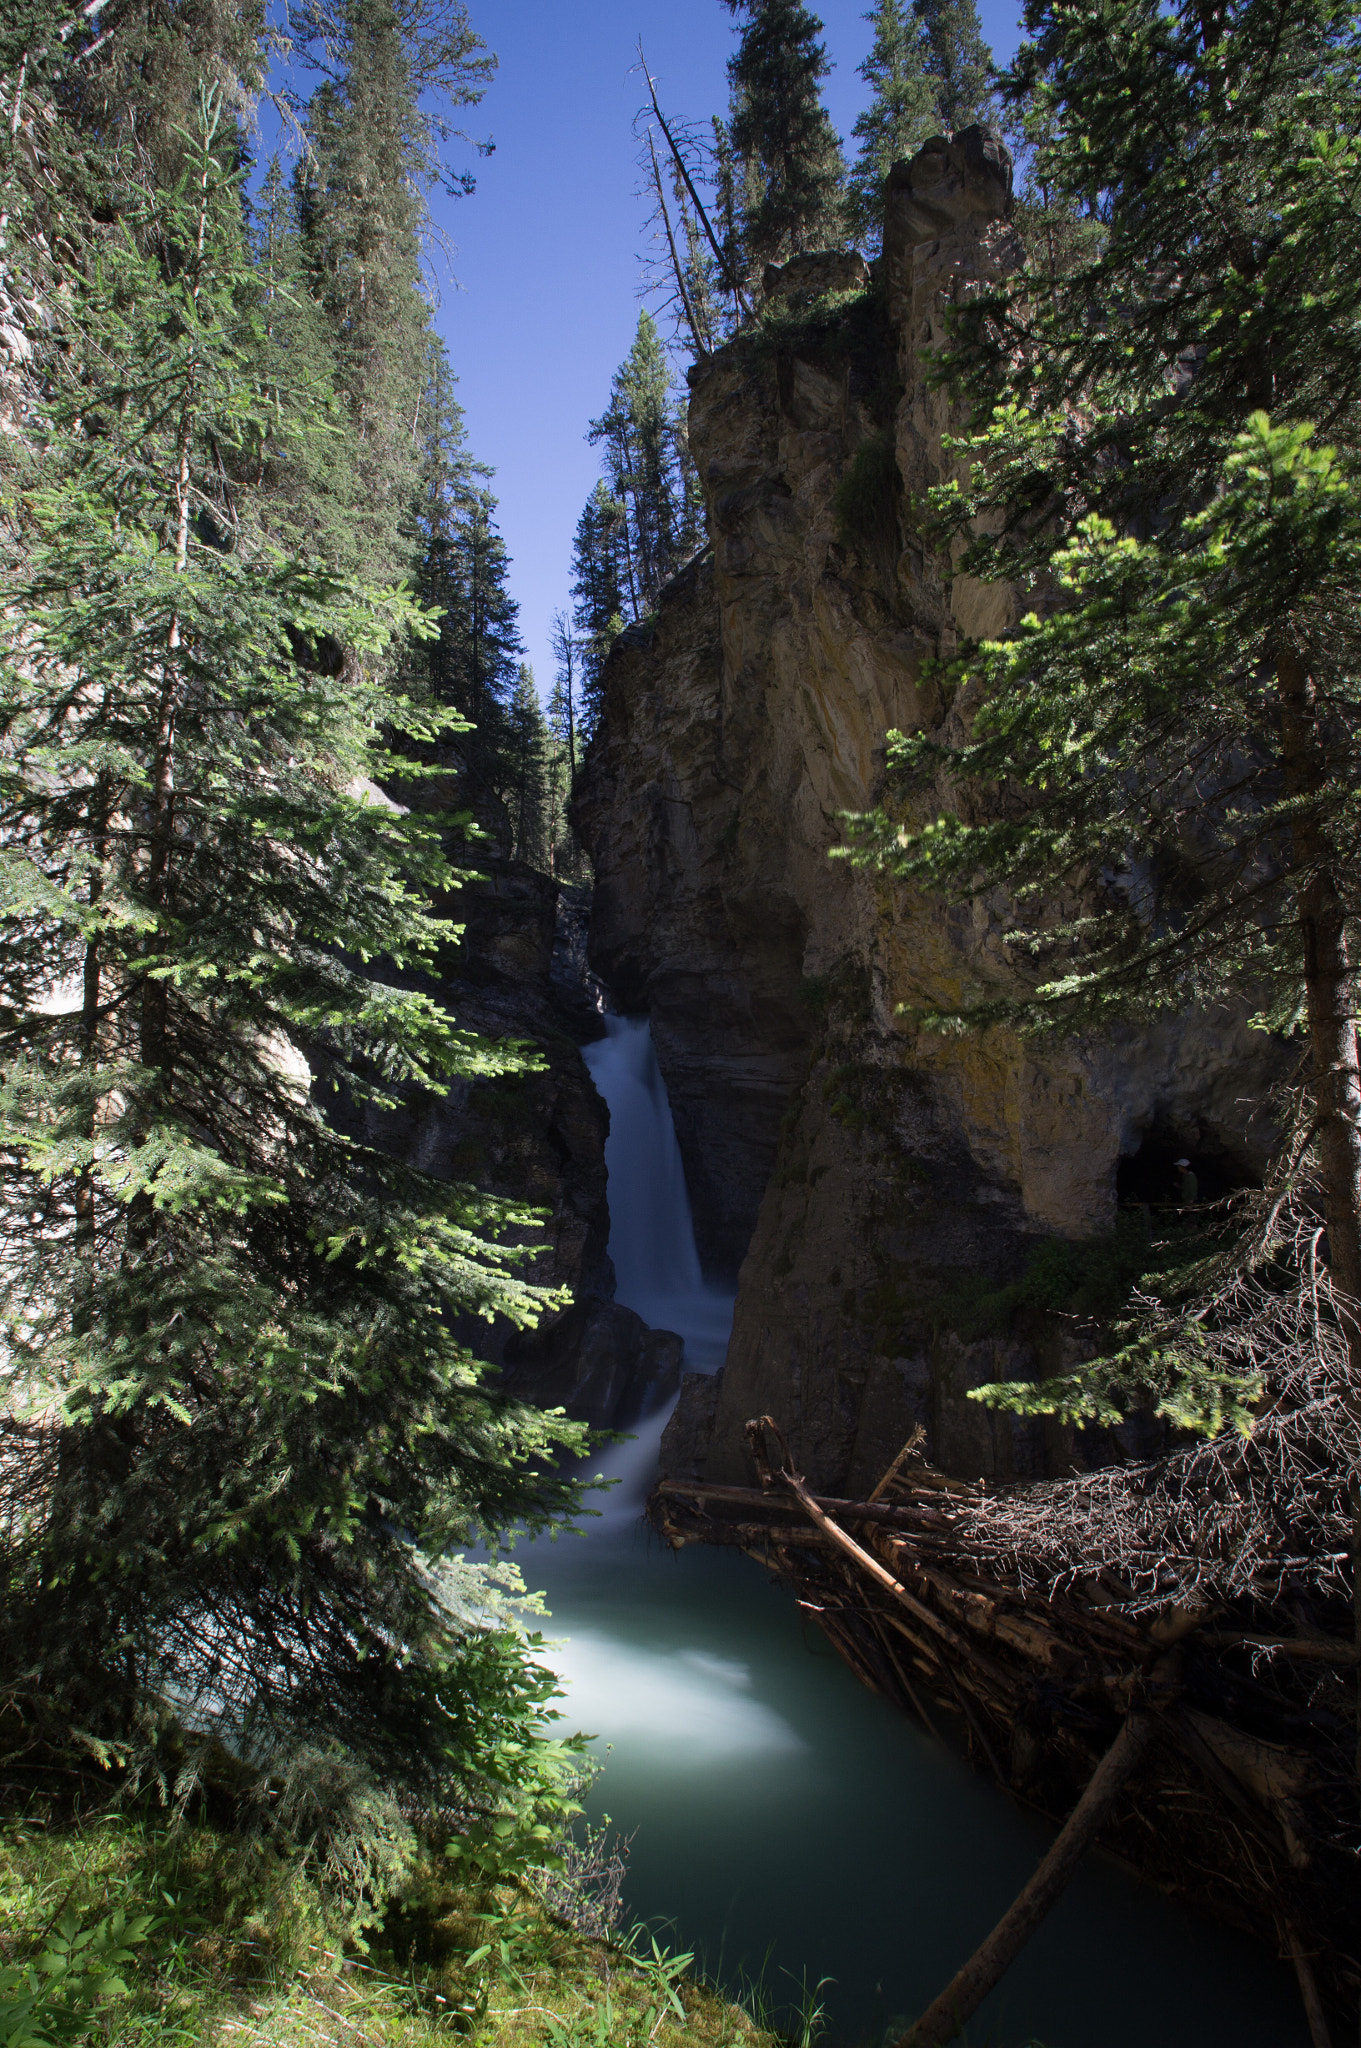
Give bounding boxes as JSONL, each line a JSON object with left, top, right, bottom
{"left": 343, "top": 806, "right": 674, "bottom": 1432}
{"left": 578, "top": 131, "right": 1282, "bottom": 1492}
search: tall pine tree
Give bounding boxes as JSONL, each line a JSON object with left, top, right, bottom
{"left": 570, "top": 480, "right": 627, "bottom": 742}
{"left": 848, "top": 0, "right": 937, "bottom": 247}
{"left": 847, "top": 0, "right": 994, "bottom": 249}
{"left": 917, "top": 0, "right": 994, "bottom": 134}
{"left": 723, "top": 0, "right": 848, "bottom": 269}
{"left": 587, "top": 312, "right": 701, "bottom": 617}
{"left": 294, "top": 0, "right": 430, "bottom": 582}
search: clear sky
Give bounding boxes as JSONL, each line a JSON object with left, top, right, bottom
{"left": 425, "top": 0, "right": 1025, "bottom": 699}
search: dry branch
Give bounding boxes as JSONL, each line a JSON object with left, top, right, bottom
{"left": 648, "top": 1240, "right": 1361, "bottom": 2037}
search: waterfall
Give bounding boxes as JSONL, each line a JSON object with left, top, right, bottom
{"left": 581, "top": 1015, "right": 733, "bottom": 1513}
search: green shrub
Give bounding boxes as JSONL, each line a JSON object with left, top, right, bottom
{"left": 832, "top": 428, "right": 900, "bottom": 567}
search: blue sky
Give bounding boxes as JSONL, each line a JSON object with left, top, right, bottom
{"left": 424, "top": 0, "right": 1025, "bottom": 698}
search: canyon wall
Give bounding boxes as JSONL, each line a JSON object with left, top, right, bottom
{"left": 344, "top": 810, "right": 679, "bottom": 1431}
{"left": 577, "top": 131, "right": 1281, "bottom": 1494}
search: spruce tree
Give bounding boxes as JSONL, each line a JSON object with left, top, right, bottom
{"left": 295, "top": 0, "right": 430, "bottom": 583}
{"left": 917, "top": 0, "right": 993, "bottom": 135}
{"left": 847, "top": 0, "right": 994, "bottom": 249}
{"left": 505, "top": 665, "right": 550, "bottom": 870}
{"left": 848, "top": 1, "right": 937, "bottom": 247}
{"left": 570, "top": 481, "right": 627, "bottom": 742}
{"left": 587, "top": 313, "right": 700, "bottom": 616}
{"left": 550, "top": 612, "right": 580, "bottom": 784}
{"left": 455, "top": 486, "right": 524, "bottom": 769}
{"left": 0, "top": 89, "right": 583, "bottom": 1840}
{"left": 841, "top": 0, "right": 1361, "bottom": 1440}
{"left": 723, "top": 0, "right": 848, "bottom": 268}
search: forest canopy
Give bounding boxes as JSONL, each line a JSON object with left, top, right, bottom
{"left": 0, "top": 0, "right": 590, "bottom": 1890}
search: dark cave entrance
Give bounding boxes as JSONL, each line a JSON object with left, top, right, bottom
{"left": 1116, "top": 1124, "right": 1259, "bottom": 1209}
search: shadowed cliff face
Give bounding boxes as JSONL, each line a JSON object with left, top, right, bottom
{"left": 336, "top": 796, "right": 682, "bottom": 1432}
{"left": 576, "top": 131, "right": 1283, "bottom": 1493}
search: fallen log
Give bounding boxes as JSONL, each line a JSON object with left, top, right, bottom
{"left": 653, "top": 1477, "right": 957, "bottom": 1532}
{"left": 1283, "top": 1922, "right": 1335, "bottom": 2048}
{"left": 892, "top": 1707, "right": 1159, "bottom": 2048}
{"left": 648, "top": 1410, "right": 1360, "bottom": 2039}
{"left": 741, "top": 1417, "right": 1014, "bottom": 1690}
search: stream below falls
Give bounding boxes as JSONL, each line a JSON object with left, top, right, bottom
{"left": 519, "top": 1015, "right": 1308, "bottom": 2048}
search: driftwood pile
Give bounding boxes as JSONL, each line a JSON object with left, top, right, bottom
{"left": 648, "top": 1358, "right": 1361, "bottom": 2045}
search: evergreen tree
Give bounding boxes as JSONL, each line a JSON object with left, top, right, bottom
{"left": 250, "top": 154, "right": 362, "bottom": 552}
{"left": 0, "top": 87, "right": 583, "bottom": 1841}
{"left": 295, "top": 0, "right": 430, "bottom": 582}
{"left": 411, "top": 337, "right": 487, "bottom": 721}
{"left": 570, "top": 481, "right": 627, "bottom": 742}
{"left": 545, "top": 676, "right": 588, "bottom": 884}
{"left": 587, "top": 312, "right": 700, "bottom": 616}
{"left": 550, "top": 612, "right": 580, "bottom": 785}
{"left": 504, "top": 664, "right": 550, "bottom": 870}
{"left": 916, "top": 0, "right": 993, "bottom": 135}
{"left": 841, "top": 0, "right": 1361, "bottom": 1441}
{"left": 848, "top": 1, "right": 936, "bottom": 247}
{"left": 710, "top": 111, "right": 761, "bottom": 315}
{"left": 847, "top": 0, "right": 994, "bottom": 248}
{"left": 455, "top": 486, "right": 524, "bottom": 760}
{"left": 723, "top": 0, "right": 848, "bottom": 269}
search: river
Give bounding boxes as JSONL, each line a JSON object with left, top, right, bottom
{"left": 520, "top": 1015, "right": 1307, "bottom": 2048}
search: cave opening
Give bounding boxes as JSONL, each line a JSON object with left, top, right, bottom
{"left": 1116, "top": 1124, "right": 1258, "bottom": 1208}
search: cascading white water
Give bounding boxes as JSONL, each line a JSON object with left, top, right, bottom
{"left": 583, "top": 1014, "right": 733, "bottom": 1373}
{"left": 523, "top": 1012, "right": 1308, "bottom": 2048}
{"left": 580, "top": 1016, "right": 734, "bottom": 1517}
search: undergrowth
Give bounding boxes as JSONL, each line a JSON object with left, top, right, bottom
{"left": 0, "top": 1811, "right": 780, "bottom": 2048}
{"left": 930, "top": 1211, "right": 1205, "bottom": 1344}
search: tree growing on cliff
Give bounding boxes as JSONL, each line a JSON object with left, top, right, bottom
{"left": 841, "top": 0, "right": 1361, "bottom": 1437}
{"left": 915, "top": 0, "right": 994, "bottom": 136}
{"left": 587, "top": 313, "right": 701, "bottom": 618}
{"left": 0, "top": 68, "right": 583, "bottom": 1856}
{"left": 571, "top": 481, "right": 627, "bottom": 740}
{"left": 848, "top": 0, "right": 937, "bottom": 245}
{"left": 723, "top": 0, "right": 848, "bottom": 268}
{"left": 505, "top": 663, "right": 551, "bottom": 868}
{"left": 849, "top": 0, "right": 995, "bottom": 248}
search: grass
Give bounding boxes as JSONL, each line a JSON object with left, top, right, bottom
{"left": 0, "top": 1810, "right": 783, "bottom": 2048}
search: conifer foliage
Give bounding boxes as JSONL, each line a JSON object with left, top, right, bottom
{"left": 848, "top": 0, "right": 994, "bottom": 247}
{"left": 587, "top": 311, "right": 702, "bottom": 621}
{"left": 723, "top": 0, "right": 848, "bottom": 269}
{"left": 842, "top": 0, "right": 1361, "bottom": 1427}
{"left": 0, "top": 16, "right": 583, "bottom": 1854}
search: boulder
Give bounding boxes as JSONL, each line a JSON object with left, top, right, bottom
{"left": 761, "top": 249, "right": 870, "bottom": 302}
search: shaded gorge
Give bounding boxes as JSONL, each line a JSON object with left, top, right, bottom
{"left": 520, "top": 1018, "right": 1306, "bottom": 2048}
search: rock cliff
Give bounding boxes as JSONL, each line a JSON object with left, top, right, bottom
{"left": 343, "top": 806, "right": 679, "bottom": 1431}
{"left": 577, "top": 131, "right": 1281, "bottom": 1493}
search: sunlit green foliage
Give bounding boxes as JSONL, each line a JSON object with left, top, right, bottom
{"left": 840, "top": 0, "right": 1361, "bottom": 1424}
{"left": 0, "top": 38, "right": 584, "bottom": 1848}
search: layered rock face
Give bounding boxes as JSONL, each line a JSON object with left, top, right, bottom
{"left": 577, "top": 131, "right": 1280, "bottom": 1492}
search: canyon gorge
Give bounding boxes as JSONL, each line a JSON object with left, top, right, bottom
{"left": 418, "top": 128, "right": 1281, "bottom": 1498}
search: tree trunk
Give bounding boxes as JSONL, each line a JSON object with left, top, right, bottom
{"left": 1277, "top": 644, "right": 1361, "bottom": 1312}
{"left": 891, "top": 1710, "right": 1156, "bottom": 2047}
{"left": 1276, "top": 642, "right": 1361, "bottom": 1824}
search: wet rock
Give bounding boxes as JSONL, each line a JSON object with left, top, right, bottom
{"left": 502, "top": 1301, "right": 683, "bottom": 1431}
{"left": 659, "top": 1370, "right": 724, "bottom": 1482}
